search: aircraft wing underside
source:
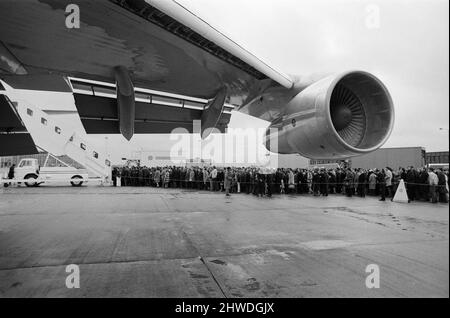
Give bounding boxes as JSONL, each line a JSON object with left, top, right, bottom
{"left": 0, "top": 0, "right": 396, "bottom": 159}
{"left": 0, "top": 0, "right": 295, "bottom": 138}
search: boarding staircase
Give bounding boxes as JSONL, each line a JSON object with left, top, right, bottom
{"left": 8, "top": 96, "right": 111, "bottom": 180}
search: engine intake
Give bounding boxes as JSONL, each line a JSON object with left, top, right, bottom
{"left": 265, "top": 71, "right": 394, "bottom": 159}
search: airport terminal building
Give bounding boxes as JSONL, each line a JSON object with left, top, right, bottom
{"left": 309, "top": 147, "right": 449, "bottom": 170}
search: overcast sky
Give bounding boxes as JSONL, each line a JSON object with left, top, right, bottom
{"left": 178, "top": 0, "right": 449, "bottom": 149}
{"left": 6, "top": 0, "right": 449, "bottom": 164}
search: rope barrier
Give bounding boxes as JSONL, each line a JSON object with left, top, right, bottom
{"left": 111, "top": 175, "right": 449, "bottom": 188}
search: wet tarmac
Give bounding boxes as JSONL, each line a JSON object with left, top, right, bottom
{"left": 0, "top": 186, "right": 448, "bottom": 297}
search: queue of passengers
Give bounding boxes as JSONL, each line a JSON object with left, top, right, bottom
{"left": 111, "top": 165, "right": 449, "bottom": 203}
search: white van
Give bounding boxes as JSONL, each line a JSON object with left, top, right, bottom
{"left": 12, "top": 157, "right": 88, "bottom": 187}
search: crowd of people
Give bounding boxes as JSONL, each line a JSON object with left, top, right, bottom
{"left": 112, "top": 165, "right": 449, "bottom": 203}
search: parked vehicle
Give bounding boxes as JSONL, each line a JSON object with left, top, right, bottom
{"left": 10, "top": 156, "right": 88, "bottom": 187}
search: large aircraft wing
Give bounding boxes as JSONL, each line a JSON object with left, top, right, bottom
{"left": 0, "top": 0, "right": 294, "bottom": 139}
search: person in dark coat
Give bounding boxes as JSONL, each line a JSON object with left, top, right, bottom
{"left": 344, "top": 169, "right": 355, "bottom": 197}
{"left": 180, "top": 168, "right": 186, "bottom": 188}
{"left": 257, "top": 171, "right": 265, "bottom": 197}
{"left": 132, "top": 167, "right": 139, "bottom": 186}
{"left": 378, "top": 169, "right": 387, "bottom": 201}
{"left": 436, "top": 169, "right": 449, "bottom": 203}
{"left": 320, "top": 169, "right": 329, "bottom": 196}
{"left": 405, "top": 166, "right": 418, "bottom": 202}
{"left": 312, "top": 169, "right": 321, "bottom": 196}
{"left": 251, "top": 170, "right": 257, "bottom": 195}
{"left": 336, "top": 168, "right": 344, "bottom": 194}
{"left": 358, "top": 170, "right": 367, "bottom": 197}
{"left": 328, "top": 170, "right": 336, "bottom": 194}
{"left": 143, "top": 167, "right": 151, "bottom": 186}
{"left": 121, "top": 167, "right": 129, "bottom": 186}
{"left": 138, "top": 167, "right": 144, "bottom": 186}
{"left": 418, "top": 168, "right": 429, "bottom": 201}
{"left": 8, "top": 164, "right": 15, "bottom": 180}
{"left": 217, "top": 169, "right": 224, "bottom": 192}
{"left": 400, "top": 167, "right": 407, "bottom": 181}
{"left": 245, "top": 169, "right": 251, "bottom": 194}
{"left": 4, "top": 163, "right": 15, "bottom": 187}
{"left": 112, "top": 167, "right": 118, "bottom": 186}
{"left": 266, "top": 172, "right": 273, "bottom": 197}
{"left": 224, "top": 167, "right": 232, "bottom": 196}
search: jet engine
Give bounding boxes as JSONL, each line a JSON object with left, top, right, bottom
{"left": 265, "top": 71, "right": 394, "bottom": 159}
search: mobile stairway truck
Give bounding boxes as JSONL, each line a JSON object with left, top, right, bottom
{"left": 2, "top": 153, "right": 89, "bottom": 187}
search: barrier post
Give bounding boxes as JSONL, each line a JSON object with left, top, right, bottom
{"left": 393, "top": 179, "right": 409, "bottom": 203}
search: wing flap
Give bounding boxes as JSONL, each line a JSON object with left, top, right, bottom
{"left": 73, "top": 91, "right": 231, "bottom": 134}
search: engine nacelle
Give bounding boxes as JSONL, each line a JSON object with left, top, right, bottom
{"left": 265, "top": 71, "right": 394, "bottom": 159}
